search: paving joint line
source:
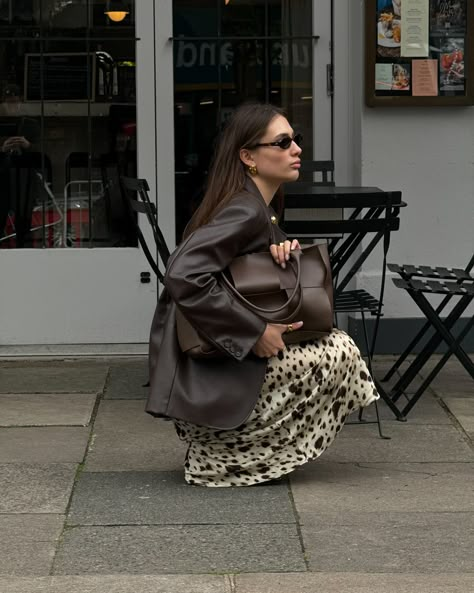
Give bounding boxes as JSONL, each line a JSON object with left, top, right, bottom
{"left": 63, "top": 521, "right": 300, "bottom": 528}
{"left": 431, "top": 391, "right": 474, "bottom": 451}
{"left": 286, "top": 479, "right": 309, "bottom": 570}
{"left": 48, "top": 365, "right": 111, "bottom": 576}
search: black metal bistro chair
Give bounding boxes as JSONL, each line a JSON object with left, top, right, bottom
{"left": 120, "top": 176, "right": 170, "bottom": 282}
{"left": 383, "top": 255, "right": 474, "bottom": 416}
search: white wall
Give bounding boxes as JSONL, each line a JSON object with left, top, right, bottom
{"left": 360, "top": 107, "right": 474, "bottom": 317}
{"left": 349, "top": 2, "right": 474, "bottom": 318}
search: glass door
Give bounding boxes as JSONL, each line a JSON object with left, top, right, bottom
{"left": 0, "top": 0, "right": 161, "bottom": 347}
{"left": 172, "top": 0, "right": 333, "bottom": 241}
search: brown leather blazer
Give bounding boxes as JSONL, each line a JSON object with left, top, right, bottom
{"left": 146, "top": 178, "right": 286, "bottom": 429}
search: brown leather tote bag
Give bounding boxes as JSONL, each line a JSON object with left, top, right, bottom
{"left": 176, "top": 243, "right": 334, "bottom": 359}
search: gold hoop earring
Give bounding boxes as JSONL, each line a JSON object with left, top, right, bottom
{"left": 248, "top": 164, "right": 258, "bottom": 176}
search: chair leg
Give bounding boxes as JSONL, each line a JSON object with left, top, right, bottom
{"left": 345, "top": 311, "right": 393, "bottom": 438}
{"left": 382, "top": 319, "right": 436, "bottom": 382}
{"left": 361, "top": 311, "right": 391, "bottom": 439}
{"left": 391, "top": 294, "right": 472, "bottom": 400}
{"left": 401, "top": 315, "right": 474, "bottom": 416}
{"left": 358, "top": 310, "right": 372, "bottom": 421}
{"left": 359, "top": 309, "right": 405, "bottom": 422}
{"left": 372, "top": 398, "right": 388, "bottom": 439}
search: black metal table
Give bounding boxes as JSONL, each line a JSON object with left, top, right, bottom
{"left": 283, "top": 185, "right": 405, "bottom": 295}
{"left": 282, "top": 184, "right": 406, "bottom": 422}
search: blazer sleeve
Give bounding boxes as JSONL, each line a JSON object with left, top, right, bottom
{"left": 164, "top": 195, "right": 269, "bottom": 361}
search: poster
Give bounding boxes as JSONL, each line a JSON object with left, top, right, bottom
{"left": 439, "top": 38, "right": 465, "bottom": 92}
{"left": 412, "top": 59, "right": 438, "bottom": 95}
{"left": 375, "top": 63, "right": 394, "bottom": 89}
{"left": 375, "top": 63, "right": 411, "bottom": 91}
{"left": 377, "top": 0, "right": 402, "bottom": 58}
{"left": 430, "top": 0, "right": 466, "bottom": 34}
{"left": 401, "top": 0, "right": 430, "bottom": 57}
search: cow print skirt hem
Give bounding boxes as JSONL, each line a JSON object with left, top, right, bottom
{"left": 174, "top": 328, "right": 379, "bottom": 487}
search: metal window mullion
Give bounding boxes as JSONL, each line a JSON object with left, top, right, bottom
{"left": 264, "top": 0, "right": 269, "bottom": 102}
{"left": 87, "top": 0, "right": 93, "bottom": 248}
{"left": 217, "top": 0, "right": 222, "bottom": 118}
{"left": 39, "top": 0, "right": 46, "bottom": 248}
{"left": 0, "top": 37, "right": 140, "bottom": 41}
{"left": 330, "top": 0, "right": 334, "bottom": 163}
{"left": 168, "top": 36, "right": 319, "bottom": 41}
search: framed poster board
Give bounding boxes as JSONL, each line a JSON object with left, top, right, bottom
{"left": 24, "top": 53, "right": 96, "bottom": 102}
{"left": 365, "top": 0, "right": 474, "bottom": 106}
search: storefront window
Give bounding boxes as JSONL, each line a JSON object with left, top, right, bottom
{"left": 173, "top": 0, "right": 314, "bottom": 240}
{"left": 0, "top": 0, "right": 137, "bottom": 249}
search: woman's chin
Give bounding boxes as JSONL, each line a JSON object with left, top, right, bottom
{"left": 287, "top": 169, "right": 301, "bottom": 182}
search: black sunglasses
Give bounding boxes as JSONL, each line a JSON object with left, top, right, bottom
{"left": 252, "top": 133, "right": 303, "bottom": 150}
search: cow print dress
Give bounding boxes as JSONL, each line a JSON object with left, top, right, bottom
{"left": 174, "top": 328, "right": 379, "bottom": 487}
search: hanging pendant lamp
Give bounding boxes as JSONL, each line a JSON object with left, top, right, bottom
{"left": 104, "top": 0, "right": 129, "bottom": 22}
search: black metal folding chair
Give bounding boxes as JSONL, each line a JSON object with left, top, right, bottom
{"left": 384, "top": 256, "right": 474, "bottom": 416}
{"left": 120, "top": 176, "right": 170, "bottom": 282}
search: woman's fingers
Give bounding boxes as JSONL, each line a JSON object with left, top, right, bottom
{"left": 252, "top": 321, "right": 304, "bottom": 358}
{"left": 270, "top": 240, "right": 301, "bottom": 268}
{"left": 291, "top": 239, "right": 301, "bottom": 250}
{"left": 269, "top": 243, "right": 279, "bottom": 262}
{"left": 279, "top": 242, "right": 288, "bottom": 267}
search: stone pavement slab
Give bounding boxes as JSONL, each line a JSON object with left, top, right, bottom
{"left": 0, "top": 427, "right": 90, "bottom": 463}
{"left": 324, "top": 423, "right": 474, "bottom": 462}
{"left": 298, "top": 511, "right": 474, "bottom": 573}
{"left": 85, "top": 402, "right": 186, "bottom": 471}
{"left": 0, "top": 515, "right": 64, "bottom": 577}
{"left": 0, "top": 464, "right": 77, "bottom": 513}
{"left": 0, "top": 543, "right": 56, "bottom": 577}
{"left": 53, "top": 524, "right": 306, "bottom": 574}
{"left": 104, "top": 360, "right": 149, "bottom": 399}
{"left": 0, "top": 365, "right": 108, "bottom": 393}
{"left": 0, "top": 393, "right": 97, "bottom": 426}
{"left": 442, "top": 397, "right": 474, "bottom": 438}
{"left": 350, "top": 391, "right": 451, "bottom": 424}
{"left": 290, "top": 461, "right": 474, "bottom": 513}
{"left": 0, "top": 514, "right": 64, "bottom": 539}
{"left": 0, "top": 575, "right": 231, "bottom": 593}
{"left": 68, "top": 471, "right": 293, "bottom": 525}
{"left": 420, "top": 360, "right": 473, "bottom": 397}
{"left": 235, "top": 573, "right": 474, "bottom": 593}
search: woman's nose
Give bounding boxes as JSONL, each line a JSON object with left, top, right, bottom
{"left": 291, "top": 141, "right": 302, "bottom": 155}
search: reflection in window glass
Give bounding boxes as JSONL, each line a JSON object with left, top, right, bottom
{"left": 0, "top": 0, "right": 137, "bottom": 249}
{"left": 173, "top": 0, "right": 314, "bottom": 241}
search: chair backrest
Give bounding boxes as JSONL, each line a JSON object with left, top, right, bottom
{"left": 65, "top": 151, "right": 102, "bottom": 185}
{"left": 282, "top": 190, "right": 404, "bottom": 295}
{"left": 120, "top": 176, "right": 170, "bottom": 284}
{"left": 297, "top": 160, "right": 335, "bottom": 186}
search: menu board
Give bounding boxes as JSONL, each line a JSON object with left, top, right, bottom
{"left": 366, "top": 0, "right": 473, "bottom": 105}
{"left": 24, "top": 53, "right": 95, "bottom": 102}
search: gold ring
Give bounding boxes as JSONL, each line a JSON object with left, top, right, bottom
{"left": 287, "top": 324, "right": 293, "bottom": 333}
{"left": 279, "top": 242, "right": 285, "bottom": 247}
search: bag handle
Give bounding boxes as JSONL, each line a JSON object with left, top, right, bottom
{"left": 220, "top": 249, "right": 303, "bottom": 317}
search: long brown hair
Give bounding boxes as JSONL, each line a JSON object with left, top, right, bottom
{"left": 184, "top": 102, "right": 285, "bottom": 238}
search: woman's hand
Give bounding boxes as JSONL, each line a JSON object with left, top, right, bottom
{"left": 270, "top": 239, "right": 301, "bottom": 269}
{"left": 252, "top": 321, "right": 304, "bottom": 358}
{"left": 2, "top": 136, "right": 31, "bottom": 152}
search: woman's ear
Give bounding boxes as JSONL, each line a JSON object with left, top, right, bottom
{"left": 239, "top": 147, "right": 255, "bottom": 168}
